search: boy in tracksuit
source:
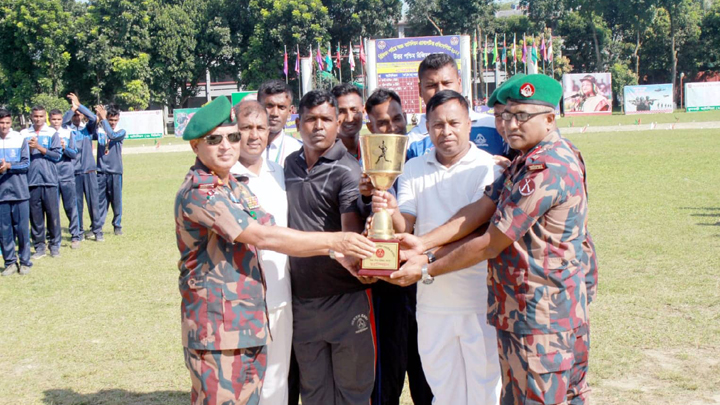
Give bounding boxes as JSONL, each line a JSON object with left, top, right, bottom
{"left": 49, "top": 109, "right": 81, "bottom": 249}
{"left": 95, "top": 105, "right": 125, "bottom": 236}
{"left": 20, "top": 106, "right": 62, "bottom": 258}
{"left": 63, "top": 93, "right": 104, "bottom": 242}
{"left": 0, "top": 108, "right": 32, "bottom": 276}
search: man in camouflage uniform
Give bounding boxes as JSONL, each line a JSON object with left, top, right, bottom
{"left": 175, "top": 96, "right": 375, "bottom": 405}
{"left": 391, "top": 74, "right": 593, "bottom": 404}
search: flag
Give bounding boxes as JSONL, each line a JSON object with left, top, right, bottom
{"left": 484, "top": 36, "right": 489, "bottom": 67}
{"left": 325, "top": 43, "right": 333, "bottom": 72}
{"left": 531, "top": 37, "right": 538, "bottom": 63}
{"left": 359, "top": 38, "right": 366, "bottom": 65}
{"left": 493, "top": 34, "right": 498, "bottom": 65}
{"left": 349, "top": 41, "right": 355, "bottom": 71}
{"left": 522, "top": 34, "right": 527, "bottom": 63}
{"left": 540, "top": 35, "right": 546, "bottom": 61}
{"left": 295, "top": 45, "right": 300, "bottom": 74}
{"left": 336, "top": 42, "right": 341, "bottom": 70}
{"left": 513, "top": 33, "right": 517, "bottom": 63}
{"left": 547, "top": 35, "right": 553, "bottom": 61}
{"left": 502, "top": 36, "right": 507, "bottom": 64}
{"left": 474, "top": 30, "right": 479, "bottom": 57}
{"left": 316, "top": 46, "right": 324, "bottom": 70}
{"left": 283, "top": 46, "right": 288, "bottom": 79}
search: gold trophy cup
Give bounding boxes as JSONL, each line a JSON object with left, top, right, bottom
{"left": 358, "top": 134, "right": 408, "bottom": 276}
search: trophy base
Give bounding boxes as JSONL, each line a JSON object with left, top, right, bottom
{"left": 359, "top": 239, "right": 400, "bottom": 276}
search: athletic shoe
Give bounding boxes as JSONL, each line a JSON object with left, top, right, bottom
{"left": 19, "top": 265, "right": 31, "bottom": 275}
{"left": 31, "top": 250, "right": 46, "bottom": 260}
{"left": 71, "top": 241, "right": 81, "bottom": 249}
{"left": 1, "top": 263, "right": 19, "bottom": 277}
{"left": 114, "top": 228, "right": 123, "bottom": 236}
{"left": 50, "top": 249, "right": 60, "bottom": 258}
{"left": 95, "top": 234, "right": 105, "bottom": 242}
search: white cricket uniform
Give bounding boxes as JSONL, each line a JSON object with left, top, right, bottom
{"left": 397, "top": 143, "right": 502, "bottom": 405}
{"left": 230, "top": 158, "right": 292, "bottom": 405}
{"left": 265, "top": 130, "right": 302, "bottom": 168}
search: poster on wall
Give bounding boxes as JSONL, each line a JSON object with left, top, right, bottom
{"left": 173, "top": 108, "right": 200, "bottom": 138}
{"left": 117, "top": 110, "right": 164, "bottom": 139}
{"left": 374, "top": 36, "right": 462, "bottom": 114}
{"left": 562, "top": 73, "right": 612, "bottom": 115}
{"left": 623, "top": 84, "right": 674, "bottom": 114}
{"left": 685, "top": 82, "right": 720, "bottom": 112}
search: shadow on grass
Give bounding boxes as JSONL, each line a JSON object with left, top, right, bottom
{"left": 43, "top": 389, "right": 186, "bottom": 405}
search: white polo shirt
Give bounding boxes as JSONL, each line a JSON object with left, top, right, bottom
{"left": 397, "top": 143, "right": 502, "bottom": 314}
{"left": 230, "top": 158, "right": 291, "bottom": 310}
{"left": 266, "top": 130, "right": 302, "bottom": 167}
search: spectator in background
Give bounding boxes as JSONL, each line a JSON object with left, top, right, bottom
{"left": 0, "top": 108, "right": 32, "bottom": 276}
{"left": 49, "top": 109, "right": 81, "bottom": 249}
{"left": 257, "top": 80, "right": 302, "bottom": 167}
{"left": 331, "top": 84, "right": 364, "bottom": 160}
{"left": 20, "top": 106, "right": 62, "bottom": 258}
{"left": 96, "top": 104, "right": 126, "bottom": 236}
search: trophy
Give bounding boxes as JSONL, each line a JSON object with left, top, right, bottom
{"left": 358, "top": 134, "right": 408, "bottom": 276}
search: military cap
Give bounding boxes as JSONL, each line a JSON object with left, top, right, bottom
{"left": 497, "top": 74, "right": 562, "bottom": 108}
{"left": 487, "top": 73, "right": 526, "bottom": 107}
{"left": 182, "top": 96, "right": 233, "bottom": 141}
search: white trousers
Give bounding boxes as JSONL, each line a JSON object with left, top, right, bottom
{"left": 417, "top": 311, "right": 501, "bottom": 405}
{"left": 259, "top": 305, "right": 293, "bottom": 405}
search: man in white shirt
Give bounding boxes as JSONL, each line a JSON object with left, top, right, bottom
{"left": 257, "top": 80, "right": 302, "bottom": 167}
{"left": 230, "top": 100, "right": 293, "bottom": 405}
{"left": 371, "top": 90, "right": 502, "bottom": 405}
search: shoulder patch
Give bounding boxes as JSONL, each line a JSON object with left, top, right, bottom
{"left": 518, "top": 177, "right": 536, "bottom": 196}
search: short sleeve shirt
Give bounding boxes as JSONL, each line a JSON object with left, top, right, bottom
{"left": 175, "top": 158, "right": 275, "bottom": 350}
{"left": 485, "top": 131, "right": 589, "bottom": 335}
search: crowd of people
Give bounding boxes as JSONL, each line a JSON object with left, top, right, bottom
{"left": 0, "top": 93, "right": 125, "bottom": 276}
{"left": 175, "top": 50, "right": 597, "bottom": 405}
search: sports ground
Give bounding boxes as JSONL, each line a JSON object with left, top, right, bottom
{"left": 1, "top": 111, "right": 718, "bottom": 404}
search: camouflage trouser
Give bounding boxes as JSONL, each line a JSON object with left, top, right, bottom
{"left": 184, "top": 346, "right": 267, "bottom": 405}
{"left": 497, "top": 324, "right": 590, "bottom": 405}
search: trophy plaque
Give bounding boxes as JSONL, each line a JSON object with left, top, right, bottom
{"left": 358, "top": 134, "right": 408, "bottom": 276}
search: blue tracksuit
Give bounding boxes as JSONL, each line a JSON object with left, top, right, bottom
{"left": 20, "top": 125, "right": 62, "bottom": 252}
{"left": 55, "top": 127, "right": 81, "bottom": 241}
{"left": 0, "top": 131, "right": 32, "bottom": 267}
{"left": 97, "top": 119, "right": 125, "bottom": 231}
{"left": 63, "top": 105, "right": 102, "bottom": 236}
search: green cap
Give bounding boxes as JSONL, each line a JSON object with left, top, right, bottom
{"left": 487, "top": 74, "right": 526, "bottom": 107}
{"left": 498, "top": 74, "right": 562, "bottom": 108}
{"left": 182, "top": 97, "right": 233, "bottom": 141}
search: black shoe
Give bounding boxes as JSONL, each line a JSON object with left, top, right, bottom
{"left": 50, "top": 249, "right": 60, "bottom": 258}
{"left": 1, "top": 263, "right": 19, "bottom": 277}
{"left": 114, "top": 228, "right": 123, "bottom": 236}
{"left": 31, "top": 250, "right": 46, "bottom": 260}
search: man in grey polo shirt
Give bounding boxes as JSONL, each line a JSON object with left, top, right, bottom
{"left": 284, "top": 90, "right": 376, "bottom": 405}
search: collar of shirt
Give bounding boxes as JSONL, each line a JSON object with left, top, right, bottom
{"left": 230, "top": 157, "right": 275, "bottom": 179}
{"left": 427, "top": 142, "right": 481, "bottom": 169}
{"left": 190, "top": 157, "right": 237, "bottom": 189}
{"left": 23, "top": 125, "right": 54, "bottom": 136}
{"left": 297, "top": 139, "right": 348, "bottom": 166}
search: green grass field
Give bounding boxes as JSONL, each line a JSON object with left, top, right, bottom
{"left": 1, "top": 129, "right": 719, "bottom": 404}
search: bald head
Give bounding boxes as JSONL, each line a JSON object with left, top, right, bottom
{"left": 235, "top": 100, "right": 269, "bottom": 123}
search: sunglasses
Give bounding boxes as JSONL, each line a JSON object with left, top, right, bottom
{"left": 203, "top": 132, "right": 242, "bottom": 145}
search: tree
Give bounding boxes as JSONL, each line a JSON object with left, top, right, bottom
{"left": 323, "top": 0, "right": 402, "bottom": 43}
{"left": 615, "top": 0, "right": 658, "bottom": 77}
{"left": 610, "top": 61, "right": 639, "bottom": 108}
{"left": 0, "top": 0, "right": 73, "bottom": 113}
{"left": 405, "top": 0, "right": 497, "bottom": 36}
{"left": 698, "top": 1, "right": 720, "bottom": 69}
{"left": 520, "top": 0, "right": 569, "bottom": 31}
{"left": 657, "top": 0, "right": 702, "bottom": 98}
{"left": 240, "top": 0, "right": 331, "bottom": 89}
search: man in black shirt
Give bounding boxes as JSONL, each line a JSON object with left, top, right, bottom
{"left": 284, "top": 90, "right": 376, "bottom": 405}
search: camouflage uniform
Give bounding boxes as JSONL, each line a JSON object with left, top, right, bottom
{"left": 485, "top": 131, "right": 591, "bottom": 405}
{"left": 175, "top": 158, "right": 275, "bottom": 405}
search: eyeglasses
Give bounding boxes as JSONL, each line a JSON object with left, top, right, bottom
{"left": 203, "top": 132, "right": 242, "bottom": 145}
{"left": 501, "top": 111, "right": 554, "bottom": 123}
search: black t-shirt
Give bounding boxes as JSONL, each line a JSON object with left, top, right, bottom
{"left": 284, "top": 140, "right": 368, "bottom": 298}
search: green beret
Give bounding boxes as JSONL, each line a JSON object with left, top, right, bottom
{"left": 487, "top": 74, "right": 526, "bottom": 107}
{"left": 182, "top": 97, "right": 233, "bottom": 141}
{"left": 497, "top": 74, "right": 562, "bottom": 108}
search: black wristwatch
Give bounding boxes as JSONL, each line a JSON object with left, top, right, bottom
{"left": 423, "top": 251, "right": 436, "bottom": 264}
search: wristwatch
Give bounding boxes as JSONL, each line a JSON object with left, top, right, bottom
{"left": 421, "top": 264, "right": 434, "bottom": 285}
